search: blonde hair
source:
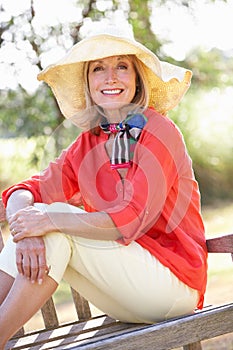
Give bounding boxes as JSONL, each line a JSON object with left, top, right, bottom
{"left": 79, "top": 55, "right": 149, "bottom": 130}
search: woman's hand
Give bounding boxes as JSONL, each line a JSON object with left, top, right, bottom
{"left": 16, "top": 237, "right": 49, "bottom": 284}
{"left": 9, "top": 206, "right": 53, "bottom": 242}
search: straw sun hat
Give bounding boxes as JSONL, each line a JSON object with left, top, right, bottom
{"left": 37, "top": 24, "right": 192, "bottom": 122}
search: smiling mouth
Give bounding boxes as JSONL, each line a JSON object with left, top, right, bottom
{"left": 101, "top": 89, "right": 123, "bottom": 95}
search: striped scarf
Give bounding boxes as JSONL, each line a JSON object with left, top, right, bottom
{"left": 100, "top": 113, "right": 147, "bottom": 170}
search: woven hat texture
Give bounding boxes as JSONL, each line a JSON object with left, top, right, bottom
{"left": 37, "top": 24, "right": 192, "bottom": 120}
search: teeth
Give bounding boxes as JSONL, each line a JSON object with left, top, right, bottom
{"left": 102, "top": 89, "right": 122, "bottom": 95}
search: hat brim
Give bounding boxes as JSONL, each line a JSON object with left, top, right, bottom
{"left": 37, "top": 34, "right": 192, "bottom": 120}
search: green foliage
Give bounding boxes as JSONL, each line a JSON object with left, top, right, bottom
{"left": 186, "top": 48, "right": 233, "bottom": 88}
{"left": 0, "top": 86, "right": 58, "bottom": 138}
{"left": 170, "top": 88, "right": 233, "bottom": 204}
{"left": 0, "top": 138, "right": 40, "bottom": 192}
{"left": 0, "top": 124, "right": 81, "bottom": 194}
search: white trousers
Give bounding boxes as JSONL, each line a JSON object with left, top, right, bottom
{"left": 0, "top": 202, "right": 198, "bottom": 323}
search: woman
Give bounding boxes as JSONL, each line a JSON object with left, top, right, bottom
{"left": 0, "top": 24, "right": 207, "bottom": 348}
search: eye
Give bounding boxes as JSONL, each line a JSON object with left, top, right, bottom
{"left": 117, "top": 63, "right": 128, "bottom": 70}
{"left": 93, "top": 65, "right": 103, "bottom": 72}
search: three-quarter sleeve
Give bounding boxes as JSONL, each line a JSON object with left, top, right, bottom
{"left": 2, "top": 141, "right": 81, "bottom": 207}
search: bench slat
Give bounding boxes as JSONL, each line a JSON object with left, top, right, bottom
{"left": 41, "top": 298, "right": 59, "bottom": 329}
{"left": 71, "top": 288, "right": 92, "bottom": 321}
{"left": 6, "top": 315, "right": 118, "bottom": 349}
{"left": 54, "top": 303, "right": 233, "bottom": 350}
{"left": 7, "top": 304, "right": 232, "bottom": 350}
{"left": 183, "top": 342, "right": 202, "bottom": 350}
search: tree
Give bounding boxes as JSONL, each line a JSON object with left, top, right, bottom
{"left": 0, "top": 0, "right": 96, "bottom": 137}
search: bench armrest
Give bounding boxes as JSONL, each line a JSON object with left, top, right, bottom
{"left": 206, "top": 233, "right": 233, "bottom": 253}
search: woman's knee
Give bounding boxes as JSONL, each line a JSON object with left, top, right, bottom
{"left": 43, "top": 232, "right": 72, "bottom": 284}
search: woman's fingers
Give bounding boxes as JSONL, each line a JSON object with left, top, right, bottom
{"left": 13, "top": 231, "right": 27, "bottom": 242}
{"left": 16, "top": 251, "right": 24, "bottom": 276}
{"left": 38, "top": 253, "right": 50, "bottom": 285}
{"left": 16, "top": 237, "right": 48, "bottom": 284}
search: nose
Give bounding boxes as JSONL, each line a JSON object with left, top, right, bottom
{"left": 105, "top": 67, "right": 117, "bottom": 84}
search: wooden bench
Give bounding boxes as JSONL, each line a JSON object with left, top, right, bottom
{"left": 0, "top": 199, "right": 232, "bottom": 350}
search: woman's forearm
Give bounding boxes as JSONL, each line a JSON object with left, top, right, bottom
{"left": 6, "top": 190, "right": 34, "bottom": 220}
{"left": 47, "top": 211, "right": 122, "bottom": 241}
{"left": 8, "top": 195, "right": 122, "bottom": 242}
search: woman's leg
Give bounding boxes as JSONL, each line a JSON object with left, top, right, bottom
{"left": 0, "top": 230, "right": 70, "bottom": 348}
{"left": 0, "top": 272, "right": 57, "bottom": 349}
{"left": 0, "top": 203, "right": 73, "bottom": 349}
{"left": 66, "top": 237, "right": 199, "bottom": 323}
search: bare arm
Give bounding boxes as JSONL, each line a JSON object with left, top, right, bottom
{"left": 7, "top": 190, "right": 121, "bottom": 241}
{"left": 6, "top": 189, "right": 34, "bottom": 220}
{"left": 47, "top": 211, "right": 122, "bottom": 241}
{"left": 10, "top": 209, "right": 122, "bottom": 242}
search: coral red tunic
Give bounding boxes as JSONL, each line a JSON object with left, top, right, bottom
{"left": 2, "top": 108, "right": 207, "bottom": 308}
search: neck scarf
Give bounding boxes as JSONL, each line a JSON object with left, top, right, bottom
{"left": 100, "top": 112, "right": 147, "bottom": 170}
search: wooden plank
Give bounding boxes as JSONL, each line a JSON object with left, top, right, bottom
{"left": 12, "top": 329, "right": 25, "bottom": 338}
{"left": 71, "top": 288, "right": 92, "bottom": 321}
{"left": 183, "top": 342, "right": 202, "bottom": 350}
{"left": 8, "top": 309, "right": 214, "bottom": 349}
{"left": 48, "top": 303, "right": 232, "bottom": 350}
{"left": 6, "top": 315, "right": 119, "bottom": 349}
{"left": 7, "top": 304, "right": 232, "bottom": 350}
{"left": 206, "top": 233, "right": 233, "bottom": 253}
{"left": 41, "top": 297, "right": 59, "bottom": 329}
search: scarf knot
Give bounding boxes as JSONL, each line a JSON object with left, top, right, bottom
{"left": 100, "top": 113, "right": 147, "bottom": 170}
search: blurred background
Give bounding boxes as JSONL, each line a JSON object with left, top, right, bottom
{"left": 0, "top": 0, "right": 232, "bottom": 348}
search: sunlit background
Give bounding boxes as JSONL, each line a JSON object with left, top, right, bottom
{"left": 1, "top": 0, "right": 233, "bottom": 89}
{"left": 0, "top": 2, "right": 232, "bottom": 347}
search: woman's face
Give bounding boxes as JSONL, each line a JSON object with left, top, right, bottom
{"left": 88, "top": 55, "right": 136, "bottom": 115}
